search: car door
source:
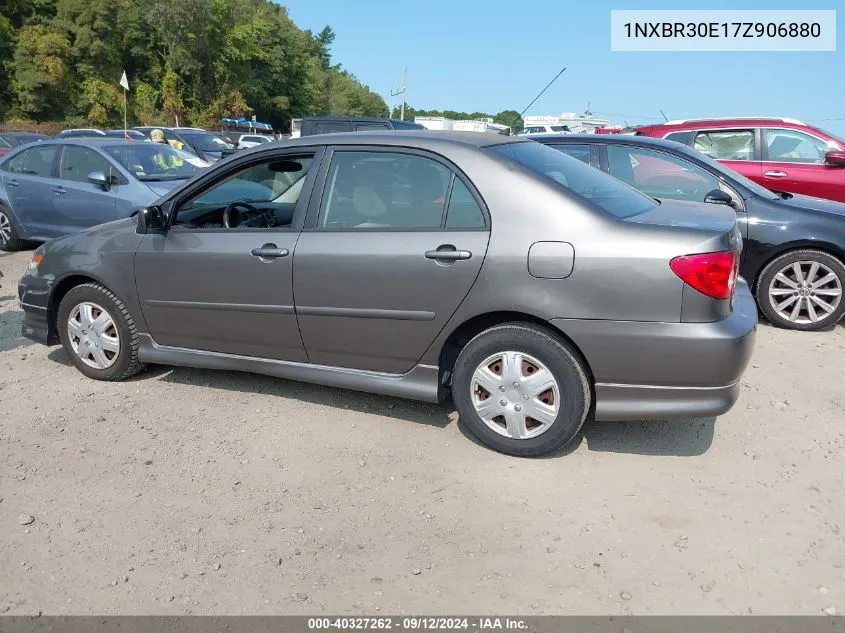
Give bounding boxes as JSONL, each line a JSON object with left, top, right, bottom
{"left": 690, "top": 128, "right": 762, "bottom": 185}
{"left": 292, "top": 147, "right": 491, "bottom": 373}
{"left": 50, "top": 145, "right": 125, "bottom": 235}
{"left": 602, "top": 143, "right": 749, "bottom": 240}
{"left": 0, "top": 144, "right": 60, "bottom": 237}
{"left": 134, "top": 147, "right": 324, "bottom": 360}
{"left": 761, "top": 127, "right": 844, "bottom": 201}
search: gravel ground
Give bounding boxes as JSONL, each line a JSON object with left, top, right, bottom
{"left": 1, "top": 248, "right": 843, "bottom": 616}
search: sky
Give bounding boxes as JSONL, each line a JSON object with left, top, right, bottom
{"left": 281, "top": 0, "right": 845, "bottom": 137}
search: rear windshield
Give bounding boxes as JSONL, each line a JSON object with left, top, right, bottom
{"left": 179, "top": 132, "right": 232, "bottom": 151}
{"left": 490, "top": 141, "right": 657, "bottom": 219}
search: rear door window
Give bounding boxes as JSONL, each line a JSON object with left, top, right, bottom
{"left": 315, "top": 122, "right": 350, "bottom": 134}
{"left": 12, "top": 145, "right": 58, "bottom": 177}
{"left": 355, "top": 123, "right": 390, "bottom": 131}
{"left": 606, "top": 145, "right": 720, "bottom": 202}
{"left": 692, "top": 129, "right": 755, "bottom": 161}
{"left": 444, "top": 178, "right": 486, "bottom": 229}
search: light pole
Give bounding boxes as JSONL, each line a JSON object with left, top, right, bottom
{"left": 389, "top": 67, "right": 407, "bottom": 120}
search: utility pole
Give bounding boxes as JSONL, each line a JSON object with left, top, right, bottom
{"left": 389, "top": 67, "right": 407, "bottom": 120}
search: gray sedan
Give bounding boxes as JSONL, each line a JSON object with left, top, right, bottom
{"left": 0, "top": 138, "right": 210, "bottom": 250}
{"left": 17, "top": 131, "right": 757, "bottom": 456}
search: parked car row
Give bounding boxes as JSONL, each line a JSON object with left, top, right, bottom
{"left": 16, "top": 131, "right": 756, "bottom": 457}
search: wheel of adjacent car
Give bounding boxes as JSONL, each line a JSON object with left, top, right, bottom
{"left": 0, "top": 205, "right": 28, "bottom": 252}
{"left": 756, "top": 249, "right": 845, "bottom": 331}
{"left": 451, "top": 323, "right": 591, "bottom": 457}
{"left": 57, "top": 282, "right": 145, "bottom": 381}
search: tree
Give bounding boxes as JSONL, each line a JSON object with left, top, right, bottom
{"left": 12, "top": 24, "right": 73, "bottom": 119}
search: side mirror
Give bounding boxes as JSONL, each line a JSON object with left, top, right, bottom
{"left": 704, "top": 189, "right": 735, "bottom": 206}
{"left": 136, "top": 205, "right": 166, "bottom": 234}
{"left": 88, "top": 171, "right": 110, "bottom": 191}
{"left": 824, "top": 150, "right": 845, "bottom": 166}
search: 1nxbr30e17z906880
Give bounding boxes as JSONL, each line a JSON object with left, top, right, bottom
{"left": 17, "top": 131, "right": 756, "bottom": 457}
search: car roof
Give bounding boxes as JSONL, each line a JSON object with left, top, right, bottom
{"left": 22, "top": 138, "right": 139, "bottom": 148}
{"left": 271, "top": 130, "right": 524, "bottom": 149}
{"left": 530, "top": 132, "right": 711, "bottom": 159}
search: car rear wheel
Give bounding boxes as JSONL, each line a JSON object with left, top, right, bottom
{"left": 0, "top": 205, "right": 29, "bottom": 252}
{"left": 756, "top": 249, "right": 845, "bottom": 331}
{"left": 451, "top": 323, "right": 591, "bottom": 457}
{"left": 57, "top": 282, "right": 145, "bottom": 381}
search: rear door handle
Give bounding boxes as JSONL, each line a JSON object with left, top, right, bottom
{"left": 8, "top": 179, "right": 19, "bottom": 187}
{"left": 52, "top": 186, "right": 67, "bottom": 194}
{"left": 425, "top": 246, "right": 472, "bottom": 261}
{"left": 764, "top": 170, "right": 787, "bottom": 178}
{"left": 250, "top": 244, "right": 289, "bottom": 260}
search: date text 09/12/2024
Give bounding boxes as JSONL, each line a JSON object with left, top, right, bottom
{"left": 307, "top": 617, "right": 528, "bottom": 631}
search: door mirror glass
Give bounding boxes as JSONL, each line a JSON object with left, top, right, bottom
{"left": 136, "top": 205, "right": 166, "bottom": 234}
{"left": 703, "top": 189, "right": 734, "bottom": 206}
{"left": 87, "top": 170, "right": 110, "bottom": 190}
{"left": 824, "top": 150, "right": 845, "bottom": 166}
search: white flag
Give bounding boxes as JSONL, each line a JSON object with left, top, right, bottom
{"left": 119, "top": 70, "right": 129, "bottom": 91}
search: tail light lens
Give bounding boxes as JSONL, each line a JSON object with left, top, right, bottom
{"left": 670, "top": 250, "right": 739, "bottom": 300}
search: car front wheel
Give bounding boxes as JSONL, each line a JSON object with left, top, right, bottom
{"left": 451, "top": 323, "right": 591, "bottom": 457}
{"left": 57, "top": 282, "right": 146, "bottom": 381}
{"left": 757, "top": 249, "right": 845, "bottom": 331}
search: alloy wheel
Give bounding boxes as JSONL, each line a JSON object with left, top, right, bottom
{"left": 768, "top": 260, "right": 843, "bottom": 325}
{"left": 470, "top": 351, "right": 560, "bottom": 440}
{"left": 0, "top": 211, "right": 10, "bottom": 245}
{"left": 67, "top": 302, "right": 121, "bottom": 369}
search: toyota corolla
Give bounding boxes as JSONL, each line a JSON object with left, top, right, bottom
{"left": 18, "top": 131, "right": 757, "bottom": 456}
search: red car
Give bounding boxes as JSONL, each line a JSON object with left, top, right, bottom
{"left": 633, "top": 117, "right": 845, "bottom": 203}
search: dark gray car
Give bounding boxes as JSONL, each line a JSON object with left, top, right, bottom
{"left": 17, "top": 131, "right": 757, "bottom": 456}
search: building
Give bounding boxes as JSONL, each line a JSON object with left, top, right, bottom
{"left": 523, "top": 112, "right": 611, "bottom": 134}
{"left": 414, "top": 116, "right": 511, "bottom": 135}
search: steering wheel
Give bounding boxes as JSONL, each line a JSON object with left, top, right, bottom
{"left": 222, "top": 201, "right": 261, "bottom": 228}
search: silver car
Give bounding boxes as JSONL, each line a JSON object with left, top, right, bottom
{"left": 17, "top": 131, "right": 757, "bottom": 456}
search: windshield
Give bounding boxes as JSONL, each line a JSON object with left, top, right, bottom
{"left": 815, "top": 127, "right": 845, "bottom": 148}
{"left": 490, "top": 141, "right": 658, "bottom": 219}
{"left": 105, "top": 143, "right": 208, "bottom": 181}
{"left": 179, "top": 132, "right": 232, "bottom": 152}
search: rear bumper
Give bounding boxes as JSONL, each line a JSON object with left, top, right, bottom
{"left": 19, "top": 276, "right": 58, "bottom": 346}
{"left": 550, "top": 279, "right": 758, "bottom": 421}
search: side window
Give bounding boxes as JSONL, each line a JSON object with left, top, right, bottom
{"left": 549, "top": 143, "right": 591, "bottom": 164}
{"left": 444, "top": 178, "right": 485, "bottom": 229}
{"left": 664, "top": 131, "right": 692, "bottom": 145}
{"left": 692, "top": 129, "right": 754, "bottom": 161}
{"left": 319, "top": 151, "right": 450, "bottom": 229}
{"left": 606, "top": 145, "right": 720, "bottom": 202}
{"left": 2, "top": 150, "right": 27, "bottom": 173}
{"left": 59, "top": 146, "right": 120, "bottom": 184}
{"left": 175, "top": 155, "right": 314, "bottom": 229}
{"left": 315, "top": 122, "right": 349, "bottom": 134}
{"left": 765, "top": 129, "right": 831, "bottom": 164}
{"left": 19, "top": 145, "right": 58, "bottom": 177}
{"left": 355, "top": 123, "right": 390, "bottom": 131}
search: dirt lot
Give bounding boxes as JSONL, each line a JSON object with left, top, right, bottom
{"left": 1, "top": 248, "right": 843, "bottom": 616}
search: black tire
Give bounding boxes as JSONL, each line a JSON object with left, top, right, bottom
{"left": 756, "top": 249, "right": 845, "bottom": 331}
{"left": 451, "top": 323, "right": 591, "bottom": 457}
{"left": 0, "top": 205, "right": 30, "bottom": 252}
{"left": 57, "top": 282, "right": 145, "bottom": 381}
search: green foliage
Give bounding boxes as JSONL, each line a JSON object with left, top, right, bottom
{"left": 1, "top": 0, "right": 387, "bottom": 130}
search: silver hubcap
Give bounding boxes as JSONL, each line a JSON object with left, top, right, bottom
{"left": 470, "top": 351, "right": 560, "bottom": 440}
{"left": 0, "top": 211, "right": 10, "bottom": 245}
{"left": 67, "top": 302, "right": 120, "bottom": 369}
{"left": 769, "top": 260, "right": 842, "bottom": 324}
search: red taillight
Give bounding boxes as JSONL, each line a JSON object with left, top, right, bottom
{"left": 670, "top": 250, "right": 739, "bottom": 300}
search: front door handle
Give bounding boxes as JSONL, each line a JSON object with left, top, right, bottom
{"left": 7, "top": 179, "right": 19, "bottom": 187}
{"left": 764, "top": 170, "right": 788, "bottom": 178}
{"left": 250, "top": 244, "right": 289, "bottom": 260}
{"left": 52, "top": 186, "right": 67, "bottom": 194}
{"left": 425, "top": 246, "right": 472, "bottom": 261}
